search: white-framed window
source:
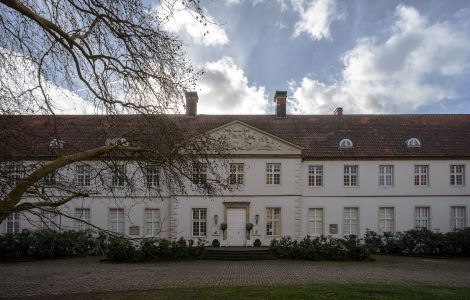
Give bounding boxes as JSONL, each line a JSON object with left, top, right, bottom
{"left": 344, "top": 165, "right": 358, "bottom": 186}
{"left": 75, "top": 208, "right": 91, "bottom": 231}
{"left": 415, "top": 207, "right": 430, "bottom": 229}
{"left": 266, "top": 163, "right": 281, "bottom": 185}
{"left": 343, "top": 207, "right": 359, "bottom": 236}
{"left": 308, "top": 165, "right": 323, "bottom": 187}
{"left": 339, "top": 139, "right": 353, "bottom": 148}
{"left": 144, "top": 209, "right": 161, "bottom": 237}
{"left": 112, "top": 164, "right": 126, "bottom": 187}
{"left": 450, "top": 165, "right": 465, "bottom": 186}
{"left": 266, "top": 207, "right": 281, "bottom": 236}
{"left": 308, "top": 208, "right": 323, "bottom": 236}
{"left": 379, "top": 207, "right": 394, "bottom": 233}
{"left": 41, "top": 211, "right": 58, "bottom": 230}
{"left": 379, "top": 165, "right": 393, "bottom": 187}
{"left": 6, "top": 212, "right": 20, "bottom": 234}
{"left": 191, "top": 208, "right": 207, "bottom": 237}
{"left": 192, "top": 163, "right": 207, "bottom": 185}
{"left": 76, "top": 165, "right": 91, "bottom": 186}
{"left": 109, "top": 208, "right": 125, "bottom": 234}
{"left": 5, "top": 163, "right": 24, "bottom": 186}
{"left": 451, "top": 206, "right": 466, "bottom": 230}
{"left": 145, "top": 165, "right": 160, "bottom": 188}
{"left": 414, "top": 165, "right": 429, "bottom": 186}
{"left": 229, "top": 163, "right": 244, "bottom": 185}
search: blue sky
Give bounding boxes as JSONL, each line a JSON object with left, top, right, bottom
{"left": 161, "top": 0, "right": 470, "bottom": 115}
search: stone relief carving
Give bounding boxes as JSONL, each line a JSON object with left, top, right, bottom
{"left": 211, "top": 124, "right": 296, "bottom": 151}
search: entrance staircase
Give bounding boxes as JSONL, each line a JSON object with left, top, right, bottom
{"left": 202, "top": 247, "right": 274, "bottom": 261}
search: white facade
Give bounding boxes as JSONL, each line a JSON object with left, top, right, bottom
{"left": 2, "top": 121, "right": 469, "bottom": 246}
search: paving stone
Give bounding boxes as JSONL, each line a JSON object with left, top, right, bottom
{"left": 0, "top": 255, "right": 469, "bottom": 298}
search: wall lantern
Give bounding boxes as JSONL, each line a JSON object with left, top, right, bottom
{"left": 255, "top": 214, "right": 259, "bottom": 225}
{"left": 214, "top": 214, "right": 218, "bottom": 225}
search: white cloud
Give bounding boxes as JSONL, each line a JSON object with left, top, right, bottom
{"left": 197, "top": 57, "right": 268, "bottom": 114}
{"left": 0, "top": 47, "right": 96, "bottom": 114}
{"left": 290, "top": 5, "right": 470, "bottom": 114}
{"left": 291, "top": 0, "right": 343, "bottom": 40}
{"left": 160, "top": 3, "right": 229, "bottom": 46}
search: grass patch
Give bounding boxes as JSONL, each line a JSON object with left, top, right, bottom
{"left": 59, "top": 283, "right": 470, "bottom": 300}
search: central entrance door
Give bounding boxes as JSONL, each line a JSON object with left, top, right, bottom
{"left": 227, "top": 208, "right": 246, "bottom": 246}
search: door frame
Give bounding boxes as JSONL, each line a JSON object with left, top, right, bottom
{"left": 223, "top": 202, "right": 250, "bottom": 241}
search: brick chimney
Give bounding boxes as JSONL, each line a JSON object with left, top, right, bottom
{"left": 274, "top": 90, "right": 287, "bottom": 118}
{"left": 185, "top": 91, "right": 198, "bottom": 117}
{"left": 334, "top": 107, "right": 343, "bottom": 116}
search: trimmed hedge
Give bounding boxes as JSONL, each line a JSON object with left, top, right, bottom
{"left": 0, "top": 229, "right": 105, "bottom": 261}
{"left": 270, "top": 235, "right": 371, "bottom": 261}
{"left": 364, "top": 228, "right": 470, "bottom": 257}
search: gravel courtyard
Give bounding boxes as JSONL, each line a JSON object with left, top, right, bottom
{"left": 1, "top": 255, "right": 470, "bottom": 298}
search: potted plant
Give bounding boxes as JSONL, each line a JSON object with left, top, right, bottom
{"left": 246, "top": 223, "right": 254, "bottom": 232}
{"left": 220, "top": 222, "right": 227, "bottom": 232}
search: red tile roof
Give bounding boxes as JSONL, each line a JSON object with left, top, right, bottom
{"left": 2, "top": 114, "right": 470, "bottom": 159}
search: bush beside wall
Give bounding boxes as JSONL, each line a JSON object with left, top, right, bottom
{"left": 364, "top": 228, "right": 470, "bottom": 257}
{"left": 0, "top": 229, "right": 104, "bottom": 261}
{"left": 270, "top": 235, "right": 371, "bottom": 261}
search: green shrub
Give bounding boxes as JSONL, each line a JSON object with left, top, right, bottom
{"left": 364, "top": 228, "right": 470, "bottom": 257}
{"left": 270, "top": 235, "right": 370, "bottom": 261}
{"left": 105, "top": 237, "right": 137, "bottom": 262}
{"left": 0, "top": 229, "right": 101, "bottom": 261}
{"left": 212, "top": 239, "right": 220, "bottom": 247}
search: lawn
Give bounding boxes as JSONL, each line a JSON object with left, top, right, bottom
{"left": 60, "top": 284, "right": 470, "bottom": 299}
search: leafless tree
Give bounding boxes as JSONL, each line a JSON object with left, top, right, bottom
{"left": 0, "top": 0, "right": 231, "bottom": 230}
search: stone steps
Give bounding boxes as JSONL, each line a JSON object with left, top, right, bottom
{"left": 202, "top": 247, "right": 274, "bottom": 261}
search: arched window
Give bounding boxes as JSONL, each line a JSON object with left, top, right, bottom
{"left": 406, "top": 138, "right": 421, "bottom": 148}
{"left": 339, "top": 138, "right": 353, "bottom": 148}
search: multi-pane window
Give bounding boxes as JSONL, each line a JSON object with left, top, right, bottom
{"left": 308, "top": 208, "right": 323, "bottom": 236}
{"left": 308, "top": 165, "right": 323, "bottom": 187}
{"left": 343, "top": 165, "right": 358, "bottom": 186}
{"left": 192, "top": 163, "right": 207, "bottom": 185}
{"left": 109, "top": 208, "right": 125, "bottom": 234}
{"left": 6, "top": 164, "right": 24, "bottom": 186}
{"left": 42, "top": 211, "right": 58, "bottom": 230}
{"left": 450, "top": 165, "right": 465, "bottom": 186}
{"left": 379, "top": 165, "right": 393, "bottom": 187}
{"left": 76, "top": 165, "right": 91, "bottom": 186}
{"left": 414, "top": 165, "right": 429, "bottom": 186}
{"left": 379, "top": 207, "right": 394, "bottom": 233}
{"left": 229, "top": 163, "right": 244, "bottom": 185}
{"left": 451, "top": 206, "right": 466, "bottom": 230}
{"left": 192, "top": 208, "right": 207, "bottom": 237}
{"left": 415, "top": 207, "right": 430, "bottom": 229}
{"left": 75, "top": 208, "right": 90, "bottom": 231}
{"left": 343, "top": 207, "right": 359, "bottom": 236}
{"left": 145, "top": 165, "right": 160, "bottom": 188}
{"left": 266, "top": 163, "right": 281, "bottom": 185}
{"left": 6, "top": 212, "right": 20, "bottom": 234}
{"left": 144, "top": 209, "right": 161, "bottom": 236}
{"left": 266, "top": 208, "right": 281, "bottom": 236}
{"left": 112, "top": 165, "right": 126, "bottom": 187}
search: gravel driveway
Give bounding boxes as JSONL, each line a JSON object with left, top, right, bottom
{"left": 1, "top": 255, "right": 470, "bottom": 298}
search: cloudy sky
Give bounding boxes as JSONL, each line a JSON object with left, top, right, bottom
{"left": 161, "top": 0, "right": 470, "bottom": 115}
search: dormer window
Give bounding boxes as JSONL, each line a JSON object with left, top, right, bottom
{"left": 49, "top": 139, "right": 65, "bottom": 149}
{"left": 339, "top": 139, "right": 353, "bottom": 148}
{"left": 105, "top": 138, "right": 130, "bottom": 147}
{"left": 406, "top": 138, "right": 421, "bottom": 148}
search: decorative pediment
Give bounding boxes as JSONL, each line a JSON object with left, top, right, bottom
{"left": 208, "top": 121, "right": 302, "bottom": 155}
